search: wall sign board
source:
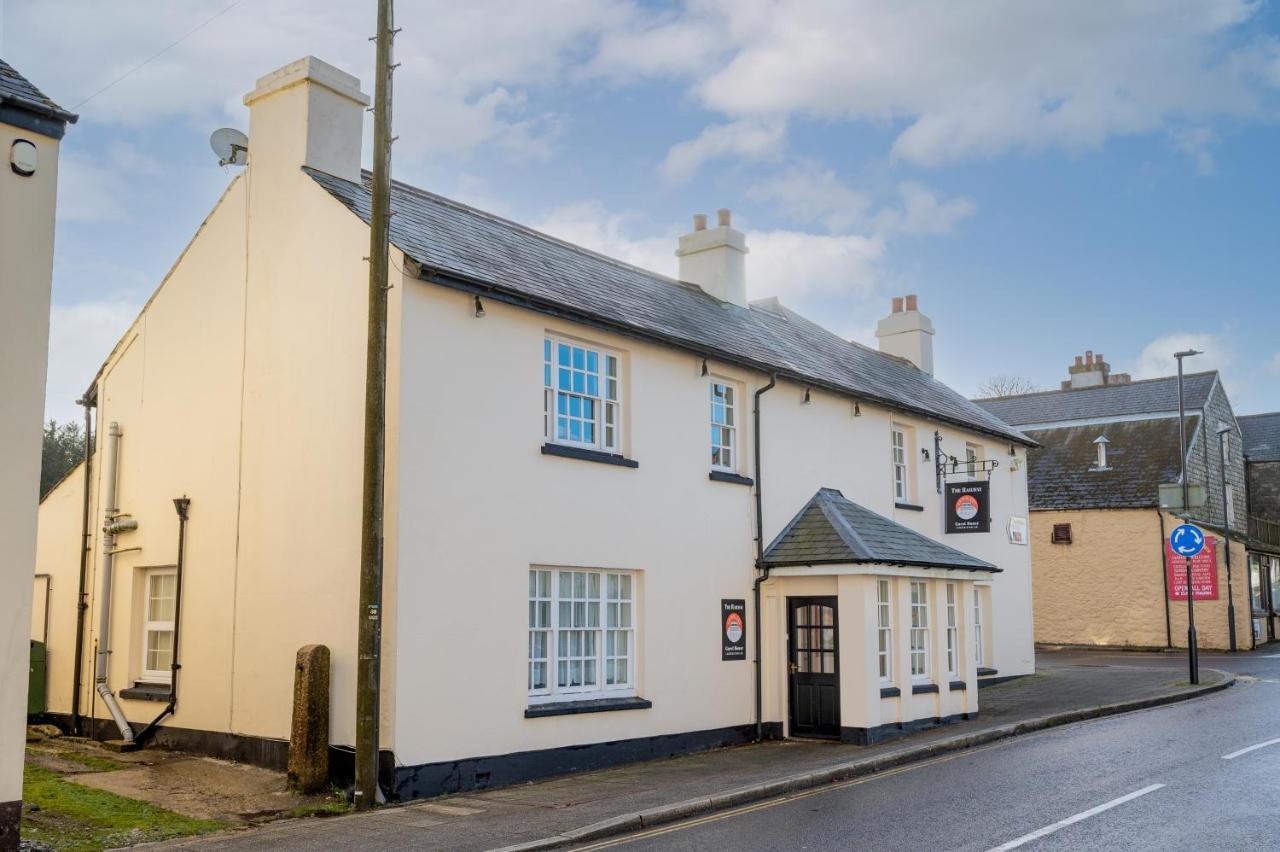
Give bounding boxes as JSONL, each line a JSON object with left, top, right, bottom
{"left": 1165, "top": 537, "right": 1219, "bottom": 600}
{"left": 722, "top": 599, "right": 746, "bottom": 660}
{"left": 1007, "top": 516, "right": 1028, "bottom": 545}
{"left": 945, "top": 481, "right": 990, "bottom": 534}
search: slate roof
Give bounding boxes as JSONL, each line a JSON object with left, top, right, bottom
{"left": 975, "top": 372, "right": 1217, "bottom": 427}
{"left": 1021, "top": 417, "right": 1197, "bottom": 510}
{"left": 1240, "top": 413, "right": 1280, "bottom": 463}
{"left": 306, "top": 168, "right": 1033, "bottom": 446}
{"left": 0, "top": 58, "right": 77, "bottom": 124}
{"left": 762, "top": 488, "right": 997, "bottom": 571}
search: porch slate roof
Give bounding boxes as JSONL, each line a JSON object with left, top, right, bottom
{"left": 0, "top": 58, "right": 77, "bottom": 124}
{"left": 305, "top": 167, "right": 1033, "bottom": 446}
{"left": 762, "top": 488, "right": 998, "bottom": 571}
{"left": 975, "top": 372, "right": 1217, "bottom": 427}
{"left": 1240, "top": 412, "right": 1280, "bottom": 463}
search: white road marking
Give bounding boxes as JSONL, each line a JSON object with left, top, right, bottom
{"left": 987, "top": 784, "right": 1165, "bottom": 851}
{"left": 1222, "top": 738, "right": 1280, "bottom": 760}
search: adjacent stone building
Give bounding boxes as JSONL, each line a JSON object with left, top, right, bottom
{"left": 1239, "top": 413, "right": 1280, "bottom": 641}
{"left": 977, "top": 355, "right": 1257, "bottom": 651}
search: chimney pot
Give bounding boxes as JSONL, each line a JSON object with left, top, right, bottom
{"left": 905, "top": 294, "right": 919, "bottom": 312}
{"left": 1096, "top": 352, "right": 1104, "bottom": 364}
{"left": 717, "top": 208, "right": 731, "bottom": 227}
{"left": 892, "top": 296, "right": 904, "bottom": 314}
{"left": 692, "top": 213, "right": 708, "bottom": 231}
{"left": 1085, "top": 350, "right": 1094, "bottom": 365}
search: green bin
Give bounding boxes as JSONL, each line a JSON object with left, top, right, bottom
{"left": 28, "top": 640, "right": 47, "bottom": 717}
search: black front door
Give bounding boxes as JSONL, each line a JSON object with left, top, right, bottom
{"left": 787, "top": 596, "right": 840, "bottom": 739}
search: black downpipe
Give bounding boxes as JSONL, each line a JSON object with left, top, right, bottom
{"left": 1244, "top": 461, "right": 1258, "bottom": 649}
{"left": 1157, "top": 509, "right": 1171, "bottom": 649}
{"left": 70, "top": 392, "right": 95, "bottom": 735}
{"left": 133, "top": 496, "right": 190, "bottom": 746}
{"left": 752, "top": 374, "right": 777, "bottom": 743}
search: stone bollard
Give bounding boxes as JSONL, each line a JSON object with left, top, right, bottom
{"left": 287, "top": 644, "right": 330, "bottom": 793}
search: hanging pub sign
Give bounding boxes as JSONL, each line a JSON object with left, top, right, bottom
{"left": 1165, "top": 537, "right": 1219, "bottom": 600}
{"left": 945, "top": 481, "right": 991, "bottom": 534}
{"left": 722, "top": 599, "right": 747, "bottom": 660}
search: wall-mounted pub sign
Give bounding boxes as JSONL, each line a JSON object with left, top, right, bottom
{"left": 945, "top": 481, "right": 991, "bottom": 534}
{"left": 722, "top": 599, "right": 746, "bottom": 660}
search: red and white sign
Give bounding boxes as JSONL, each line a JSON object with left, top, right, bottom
{"left": 1165, "top": 536, "right": 1219, "bottom": 600}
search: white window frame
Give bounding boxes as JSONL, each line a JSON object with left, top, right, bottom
{"left": 965, "top": 443, "right": 983, "bottom": 480}
{"left": 544, "top": 336, "right": 621, "bottom": 453}
{"left": 709, "top": 380, "right": 738, "bottom": 472}
{"left": 140, "top": 568, "right": 176, "bottom": 684}
{"left": 973, "top": 587, "right": 985, "bottom": 667}
{"left": 945, "top": 583, "right": 958, "bottom": 677}
{"left": 877, "top": 579, "right": 893, "bottom": 684}
{"left": 528, "top": 567, "right": 637, "bottom": 705}
{"left": 892, "top": 426, "right": 909, "bottom": 502}
{"left": 910, "top": 580, "right": 930, "bottom": 681}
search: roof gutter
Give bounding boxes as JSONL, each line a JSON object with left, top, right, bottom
{"left": 412, "top": 266, "right": 1038, "bottom": 449}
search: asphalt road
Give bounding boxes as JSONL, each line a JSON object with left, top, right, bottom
{"left": 582, "top": 651, "right": 1280, "bottom": 852}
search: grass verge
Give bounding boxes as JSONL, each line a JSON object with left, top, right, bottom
{"left": 21, "top": 765, "right": 225, "bottom": 851}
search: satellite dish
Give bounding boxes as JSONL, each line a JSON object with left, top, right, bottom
{"left": 209, "top": 127, "right": 249, "bottom": 167}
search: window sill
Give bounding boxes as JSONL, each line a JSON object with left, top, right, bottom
{"left": 709, "top": 470, "right": 754, "bottom": 487}
{"left": 541, "top": 443, "right": 638, "bottom": 468}
{"left": 977, "top": 667, "right": 999, "bottom": 677}
{"left": 879, "top": 686, "right": 900, "bottom": 698}
{"left": 911, "top": 682, "right": 939, "bottom": 695}
{"left": 120, "top": 683, "right": 172, "bottom": 703}
{"left": 524, "top": 696, "right": 652, "bottom": 718}
{"left": 894, "top": 502, "right": 925, "bottom": 512}
{"left": 948, "top": 680, "right": 967, "bottom": 691}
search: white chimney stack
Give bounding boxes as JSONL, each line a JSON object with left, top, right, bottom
{"left": 676, "top": 208, "right": 748, "bottom": 307}
{"left": 243, "top": 56, "right": 370, "bottom": 183}
{"left": 875, "top": 294, "right": 935, "bottom": 374}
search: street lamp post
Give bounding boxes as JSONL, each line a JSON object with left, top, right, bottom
{"left": 1218, "top": 423, "right": 1237, "bottom": 652}
{"left": 1176, "top": 348, "right": 1202, "bottom": 684}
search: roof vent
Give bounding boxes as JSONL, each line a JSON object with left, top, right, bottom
{"left": 1091, "top": 435, "right": 1111, "bottom": 471}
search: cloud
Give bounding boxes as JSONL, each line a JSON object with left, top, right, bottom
{"left": 56, "top": 142, "right": 166, "bottom": 224}
{"left": 874, "top": 182, "right": 976, "bottom": 236}
{"left": 659, "top": 119, "right": 786, "bottom": 183}
{"left": 1131, "top": 332, "right": 1234, "bottom": 380}
{"left": 1265, "top": 352, "right": 1280, "bottom": 376}
{"left": 686, "top": 0, "right": 1278, "bottom": 167}
{"left": 44, "top": 300, "right": 140, "bottom": 423}
{"left": 748, "top": 161, "right": 870, "bottom": 232}
{"left": 1170, "top": 126, "right": 1218, "bottom": 176}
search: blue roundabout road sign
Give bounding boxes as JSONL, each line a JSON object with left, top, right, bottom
{"left": 1169, "top": 523, "right": 1206, "bottom": 558}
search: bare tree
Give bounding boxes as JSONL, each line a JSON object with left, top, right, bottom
{"left": 978, "top": 375, "right": 1039, "bottom": 398}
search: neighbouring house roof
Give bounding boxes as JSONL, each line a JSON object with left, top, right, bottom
{"left": 975, "top": 372, "right": 1218, "bottom": 427}
{"left": 0, "top": 58, "right": 77, "bottom": 129}
{"left": 1021, "top": 417, "right": 1198, "bottom": 510}
{"left": 762, "top": 488, "right": 998, "bottom": 571}
{"left": 1240, "top": 412, "right": 1280, "bottom": 463}
{"left": 306, "top": 168, "right": 1033, "bottom": 446}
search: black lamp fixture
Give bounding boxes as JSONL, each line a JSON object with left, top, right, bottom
{"left": 700, "top": 358, "right": 708, "bottom": 377}
{"left": 473, "top": 294, "right": 486, "bottom": 318}
{"left": 853, "top": 401, "right": 862, "bottom": 417}
{"left": 921, "top": 448, "right": 931, "bottom": 462}
{"left": 803, "top": 388, "right": 812, "bottom": 405}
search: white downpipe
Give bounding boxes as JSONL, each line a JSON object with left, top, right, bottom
{"left": 94, "top": 421, "right": 135, "bottom": 741}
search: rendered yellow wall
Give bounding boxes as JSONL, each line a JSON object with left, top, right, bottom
{"left": 1031, "top": 509, "right": 1251, "bottom": 650}
{"left": 1, "top": 117, "right": 61, "bottom": 810}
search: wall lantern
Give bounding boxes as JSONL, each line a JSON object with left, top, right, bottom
{"left": 700, "top": 358, "right": 708, "bottom": 377}
{"left": 802, "top": 388, "right": 812, "bottom": 405}
{"left": 473, "top": 295, "right": 486, "bottom": 318}
{"left": 853, "top": 401, "right": 862, "bottom": 417}
{"left": 921, "top": 448, "right": 931, "bottom": 462}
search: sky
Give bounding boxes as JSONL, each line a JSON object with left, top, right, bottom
{"left": 3, "top": 0, "right": 1279, "bottom": 425}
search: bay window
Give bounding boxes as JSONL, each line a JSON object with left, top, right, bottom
{"left": 544, "top": 337, "right": 620, "bottom": 453}
{"left": 529, "top": 568, "right": 636, "bottom": 703}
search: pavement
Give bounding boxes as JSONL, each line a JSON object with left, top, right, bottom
{"left": 154, "top": 650, "right": 1237, "bottom": 852}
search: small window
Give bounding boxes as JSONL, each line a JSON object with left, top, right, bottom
{"left": 709, "top": 381, "right": 737, "bottom": 471}
{"left": 529, "top": 567, "right": 636, "bottom": 703}
{"left": 910, "top": 580, "right": 930, "bottom": 680}
{"left": 945, "top": 583, "right": 958, "bottom": 676}
{"left": 141, "top": 569, "right": 176, "bottom": 683}
{"left": 877, "top": 579, "right": 893, "bottom": 684}
{"left": 965, "top": 443, "right": 983, "bottom": 479}
{"left": 1051, "top": 523, "right": 1073, "bottom": 545}
{"left": 891, "top": 427, "right": 909, "bottom": 501}
{"left": 544, "top": 337, "right": 621, "bottom": 453}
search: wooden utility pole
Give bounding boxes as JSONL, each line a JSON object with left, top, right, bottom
{"left": 356, "top": 0, "right": 395, "bottom": 811}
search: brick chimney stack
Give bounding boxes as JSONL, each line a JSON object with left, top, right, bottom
{"left": 1061, "top": 350, "right": 1132, "bottom": 390}
{"left": 876, "top": 294, "right": 935, "bottom": 374}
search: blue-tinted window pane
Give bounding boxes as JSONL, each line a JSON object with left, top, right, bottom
{"left": 570, "top": 421, "right": 582, "bottom": 442}
{"left": 587, "top": 375, "right": 599, "bottom": 397}
{"left": 558, "top": 368, "right": 570, "bottom": 388}
{"left": 584, "top": 423, "right": 596, "bottom": 443}
{"left": 558, "top": 343, "right": 570, "bottom": 366}
{"left": 569, "top": 396, "right": 582, "bottom": 417}
{"left": 572, "top": 372, "right": 585, "bottom": 393}
{"left": 557, "top": 418, "right": 568, "bottom": 440}
{"left": 572, "top": 347, "right": 585, "bottom": 369}
{"left": 544, "top": 339, "right": 551, "bottom": 361}
{"left": 544, "top": 364, "right": 551, "bottom": 386}
{"left": 557, "top": 393, "right": 568, "bottom": 415}
{"left": 583, "top": 399, "right": 595, "bottom": 419}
